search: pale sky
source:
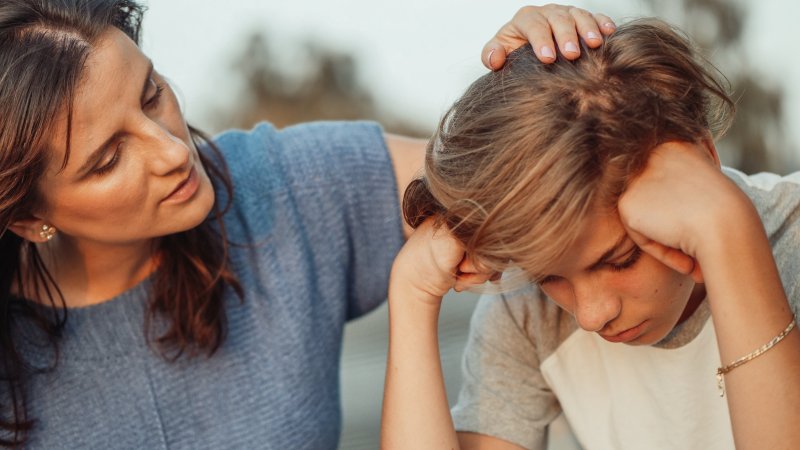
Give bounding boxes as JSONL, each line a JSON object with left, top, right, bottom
{"left": 140, "top": 1, "right": 799, "bottom": 166}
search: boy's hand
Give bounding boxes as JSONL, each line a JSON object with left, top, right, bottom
{"left": 618, "top": 141, "right": 757, "bottom": 282}
{"left": 391, "top": 219, "right": 497, "bottom": 306}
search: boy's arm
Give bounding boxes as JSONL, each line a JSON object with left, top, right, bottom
{"left": 381, "top": 221, "right": 489, "bottom": 449}
{"left": 619, "top": 141, "right": 800, "bottom": 449}
{"left": 381, "top": 219, "right": 556, "bottom": 449}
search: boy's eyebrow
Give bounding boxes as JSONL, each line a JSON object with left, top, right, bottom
{"left": 585, "top": 232, "right": 630, "bottom": 271}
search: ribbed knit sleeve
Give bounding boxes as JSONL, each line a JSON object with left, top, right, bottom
{"left": 215, "top": 121, "right": 404, "bottom": 320}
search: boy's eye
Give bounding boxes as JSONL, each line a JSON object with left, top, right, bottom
{"left": 608, "top": 246, "right": 643, "bottom": 272}
{"left": 537, "top": 275, "right": 562, "bottom": 285}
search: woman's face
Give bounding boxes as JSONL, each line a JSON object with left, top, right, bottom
{"left": 35, "top": 27, "right": 214, "bottom": 246}
{"left": 536, "top": 207, "right": 704, "bottom": 346}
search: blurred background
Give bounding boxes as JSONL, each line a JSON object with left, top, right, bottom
{"left": 141, "top": 1, "right": 799, "bottom": 448}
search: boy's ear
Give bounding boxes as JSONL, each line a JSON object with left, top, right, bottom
{"left": 7, "top": 216, "right": 56, "bottom": 243}
{"left": 700, "top": 134, "right": 722, "bottom": 168}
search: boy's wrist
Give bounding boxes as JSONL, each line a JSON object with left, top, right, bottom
{"left": 693, "top": 185, "right": 763, "bottom": 264}
{"left": 389, "top": 267, "right": 448, "bottom": 309}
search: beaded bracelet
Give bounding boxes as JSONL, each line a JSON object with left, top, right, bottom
{"left": 716, "top": 315, "right": 796, "bottom": 397}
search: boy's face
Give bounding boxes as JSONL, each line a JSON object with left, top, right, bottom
{"left": 537, "top": 207, "right": 705, "bottom": 346}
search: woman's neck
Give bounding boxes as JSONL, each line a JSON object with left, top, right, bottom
{"left": 33, "top": 235, "right": 159, "bottom": 308}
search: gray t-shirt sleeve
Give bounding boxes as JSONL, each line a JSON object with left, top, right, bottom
{"left": 724, "top": 169, "right": 800, "bottom": 313}
{"left": 451, "top": 292, "right": 562, "bottom": 450}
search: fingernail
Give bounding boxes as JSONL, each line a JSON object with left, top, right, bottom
{"left": 541, "top": 46, "right": 555, "bottom": 59}
{"left": 487, "top": 48, "right": 496, "bottom": 69}
{"left": 587, "top": 31, "right": 600, "bottom": 41}
{"left": 604, "top": 22, "right": 616, "bottom": 30}
{"left": 565, "top": 42, "right": 579, "bottom": 54}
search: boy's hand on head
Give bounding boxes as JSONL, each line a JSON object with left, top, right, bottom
{"left": 617, "top": 141, "right": 755, "bottom": 282}
{"left": 391, "top": 219, "right": 496, "bottom": 306}
{"left": 482, "top": 4, "right": 616, "bottom": 70}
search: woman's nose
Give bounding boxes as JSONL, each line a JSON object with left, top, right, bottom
{"left": 145, "top": 122, "right": 191, "bottom": 175}
{"left": 572, "top": 282, "right": 621, "bottom": 332}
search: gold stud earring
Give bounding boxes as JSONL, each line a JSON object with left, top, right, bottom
{"left": 39, "top": 224, "right": 56, "bottom": 241}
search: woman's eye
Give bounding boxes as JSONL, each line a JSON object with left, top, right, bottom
{"left": 608, "top": 246, "right": 643, "bottom": 272}
{"left": 93, "top": 144, "right": 122, "bottom": 175}
{"left": 144, "top": 79, "right": 165, "bottom": 109}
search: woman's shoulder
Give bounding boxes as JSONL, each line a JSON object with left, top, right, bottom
{"left": 212, "top": 120, "right": 385, "bottom": 163}
{"left": 210, "top": 120, "right": 387, "bottom": 196}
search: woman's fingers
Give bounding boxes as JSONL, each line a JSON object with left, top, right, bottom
{"left": 594, "top": 13, "right": 617, "bottom": 36}
{"left": 481, "top": 4, "right": 616, "bottom": 70}
{"left": 547, "top": 9, "right": 582, "bottom": 59}
{"left": 482, "top": 38, "right": 508, "bottom": 71}
{"left": 569, "top": 7, "right": 604, "bottom": 48}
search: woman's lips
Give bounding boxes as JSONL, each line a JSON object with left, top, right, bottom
{"left": 162, "top": 167, "right": 199, "bottom": 204}
{"left": 599, "top": 320, "right": 647, "bottom": 343}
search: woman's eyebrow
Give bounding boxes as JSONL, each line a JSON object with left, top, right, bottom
{"left": 76, "top": 60, "right": 154, "bottom": 177}
{"left": 76, "top": 130, "right": 123, "bottom": 176}
{"left": 585, "top": 232, "right": 630, "bottom": 271}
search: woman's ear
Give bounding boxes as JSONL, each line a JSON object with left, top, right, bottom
{"left": 8, "top": 217, "right": 57, "bottom": 243}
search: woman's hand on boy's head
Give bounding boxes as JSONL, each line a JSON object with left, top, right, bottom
{"left": 618, "top": 141, "right": 751, "bottom": 283}
{"left": 483, "top": 4, "right": 616, "bottom": 70}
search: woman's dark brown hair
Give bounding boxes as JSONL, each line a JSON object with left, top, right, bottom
{"left": 0, "top": 0, "right": 242, "bottom": 445}
{"left": 404, "top": 18, "right": 735, "bottom": 281}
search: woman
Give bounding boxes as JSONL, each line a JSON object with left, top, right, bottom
{"left": 0, "top": 0, "right": 615, "bottom": 447}
{"left": 383, "top": 19, "right": 800, "bottom": 450}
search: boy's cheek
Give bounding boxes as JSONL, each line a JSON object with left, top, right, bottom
{"left": 540, "top": 282, "right": 575, "bottom": 313}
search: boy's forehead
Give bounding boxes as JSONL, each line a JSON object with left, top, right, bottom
{"left": 551, "top": 210, "right": 629, "bottom": 273}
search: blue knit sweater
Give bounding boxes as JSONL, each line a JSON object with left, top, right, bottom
{"left": 20, "top": 122, "right": 404, "bottom": 449}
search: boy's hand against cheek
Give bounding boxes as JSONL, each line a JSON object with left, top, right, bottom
{"left": 390, "top": 219, "right": 495, "bottom": 306}
{"left": 391, "top": 219, "right": 464, "bottom": 306}
{"left": 618, "top": 141, "right": 757, "bottom": 282}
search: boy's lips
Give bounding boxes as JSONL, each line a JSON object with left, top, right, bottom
{"left": 599, "top": 320, "right": 647, "bottom": 343}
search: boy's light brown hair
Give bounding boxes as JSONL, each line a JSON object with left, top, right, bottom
{"left": 404, "top": 18, "right": 734, "bottom": 280}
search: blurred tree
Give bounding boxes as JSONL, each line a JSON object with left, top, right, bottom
{"left": 212, "top": 32, "right": 427, "bottom": 138}
{"left": 644, "top": 0, "right": 795, "bottom": 172}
